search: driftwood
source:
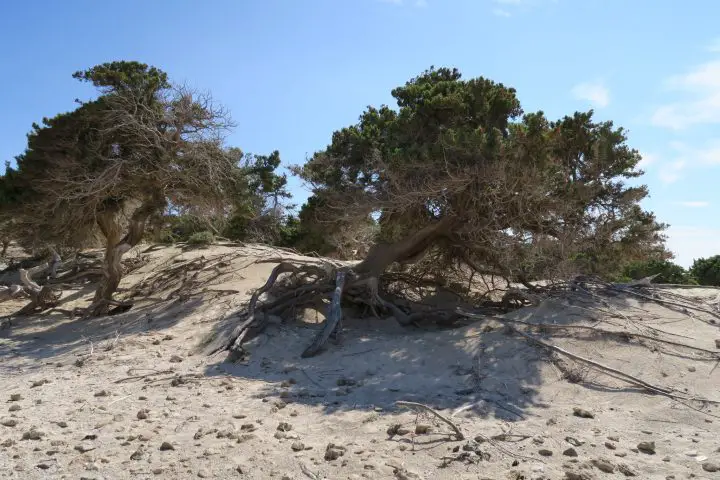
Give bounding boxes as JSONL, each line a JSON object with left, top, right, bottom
{"left": 395, "top": 400, "right": 464, "bottom": 440}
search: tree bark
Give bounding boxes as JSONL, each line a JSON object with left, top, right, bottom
{"left": 91, "top": 196, "right": 164, "bottom": 315}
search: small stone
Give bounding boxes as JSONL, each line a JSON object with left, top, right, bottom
{"left": 137, "top": 409, "right": 149, "bottom": 420}
{"left": 415, "top": 424, "right": 431, "bottom": 434}
{"left": 615, "top": 451, "right": 627, "bottom": 458}
{"left": 662, "top": 455, "right": 671, "bottom": 462}
{"left": 573, "top": 407, "right": 594, "bottom": 418}
{"left": 637, "top": 441, "right": 655, "bottom": 454}
{"left": 325, "top": 443, "right": 346, "bottom": 461}
{"left": 684, "top": 450, "right": 698, "bottom": 457}
{"left": 591, "top": 458, "right": 615, "bottom": 473}
{"left": 274, "top": 431, "right": 287, "bottom": 439}
{"left": 36, "top": 463, "right": 51, "bottom": 470}
{"left": 277, "top": 422, "right": 292, "bottom": 432}
{"left": 715, "top": 339, "right": 720, "bottom": 349}
{"left": 538, "top": 449, "right": 553, "bottom": 456}
{"left": 152, "top": 468, "right": 163, "bottom": 475}
{"left": 75, "top": 444, "right": 96, "bottom": 453}
{"left": 563, "top": 448, "right": 578, "bottom": 457}
{"left": 617, "top": 464, "right": 637, "bottom": 477}
{"left": 703, "top": 462, "right": 720, "bottom": 472}
{"left": 31, "top": 379, "right": 49, "bottom": 388}
{"left": 169, "top": 355, "right": 183, "bottom": 363}
{"left": 565, "top": 473, "right": 593, "bottom": 480}
{"left": 1, "top": 418, "right": 18, "bottom": 427}
{"left": 565, "top": 437, "right": 585, "bottom": 447}
{"left": 605, "top": 441, "right": 617, "bottom": 450}
{"left": 160, "top": 441, "right": 174, "bottom": 451}
{"left": 21, "top": 429, "right": 44, "bottom": 440}
{"left": 197, "top": 469, "right": 209, "bottom": 478}
{"left": 291, "top": 441, "right": 305, "bottom": 451}
{"left": 687, "top": 366, "right": 696, "bottom": 372}
{"left": 7, "top": 405, "right": 20, "bottom": 412}
{"left": 1, "top": 439, "right": 15, "bottom": 447}
{"left": 232, "top": 413, "right": 247, "bottom": 419}
{"left": 94, "top": 390, "right": 109, "bottom": 397}
{"left": 607, "top": 435, "right": 619, "bottom": 442}
{"left": 240, "top": 424, "right": 256, "bottom": 432}
{"left": 130, "top": 446, "right": 145, "bottom": 460}
{"left": 9, "top": 394, "right": 21, "bottom": 402}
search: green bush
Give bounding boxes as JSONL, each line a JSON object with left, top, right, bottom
{"left": 187, "top": 231, "right": 215, "bottom": 246}
{"left": 622, "top": 259, "right": 694, "bottom": 284}
{"left": 689, "top": 255, "right": 720, "bottom": 286}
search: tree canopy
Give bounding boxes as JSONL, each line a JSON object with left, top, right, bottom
{"left": 297, "top": 67, "right": 668, "bottom": 283}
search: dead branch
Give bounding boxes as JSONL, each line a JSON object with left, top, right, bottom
{"left": 395, "top": 401, "right": 464, "bottom": 440}
{"left": 302, "top": 270, "right": 347, "bottom": 358}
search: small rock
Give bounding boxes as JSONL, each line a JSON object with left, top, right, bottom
{"left": 607, "top": 435, "right": 619, "bottom": 442}
{"left": 152, "top": 468, "right": 163, "bottom": 475}
{"left": 566, "top": 437, "right": 586, "bottom": 447}
{"left": 615, "top": 451, "right": 627, "bottom": 458}
{"left": 637, "top": 441, "right": 655, "bottom": 454}
{"left": 565, "top": 473, "right": 593, "bottom": 480}
{"left": 197, "top": 469, "right": 209, "bottom": 478}
{"left": 7, "top": 405, "right": 20, "bottom": 412}
{"left": 31, "top": 379, "right": 49, "bottom": 388}
{"left": 21, "top": 429, "right": 44, "bottom": 440}
{"left": 9, "top": 394, "right": 22, "bottom": 402}
{"left": 538, "top": 449, "right": 553, "bottom": 457}
{"left": 277, "top": 422, "right": 292, "bottom": 432}
{"left": 573, "top": 407, "right": 594, "bottom": 419}
{"left": 563, "top": 448, "right": 578, "bottom": 457}
{"left": 240, "top": 424, "right": 256, "bottom": 432}
{"left": 160, "top": 441, "right": 174, "bottom": 451}
{"left": 703, "top": 462, "right": 720, "bottom": 472}
{"left": 75, "top": 444, "right": 96, "bottom": 453}
{"left": 591, "top": 458, "right": 615, "bottom": 473}
{"left": 274, "top": 431, "right": 287, "bottom": 439}
{"left": 137, "top": 409, "right": 149, "bottom": 420}
{"left": 687, "top": 366, "right": 696, "bottom": 372}
{"left": 1, "top": 439, "right": 15, "bottom": 447}
{"left": 605, "top": 441, "right": 617, "bottom": 450}
{"left": 684, "top": 450, "right": 698, "bottom": 457}
{"left": 169, "top": 355, "right": 183, "bottom": 363}
{"left": 130, "top": 446, "right": 145, "bottom": 460}
{"left": 325, "top": 443, "right": 346, "bottom": 461}
{"left": 415, "top": 424, "right": 431, "bottom": 435}
{"left": 291, "top": 441, "right": 304, "bottom": 451}
{"left": 715, "top": 339, "right": 720, "bottom": 349}
{"left": 94, "top": 390, "right": 109, "bottom": 397}
{"left": 1, "top": 418, "right": 18, "bottom": 427}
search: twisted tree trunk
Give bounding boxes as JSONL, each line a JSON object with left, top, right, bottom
{"left": 90, "top": 197, "right": 164, "bottom": 316}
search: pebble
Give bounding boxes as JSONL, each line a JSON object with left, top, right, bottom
{"left": 607, "top": 435, "right": 619, "bottom": 442}
{"left": 137, "top": 409, "right": 149, "bottom": 420}
{"left": 169, "top": 355, "right": 183, "bottom": 363}
{"left": 325, "top": 443, "right": 346, "bottom": 461}
{"left": 573, "top": 407, "right": 594, "bottom": 419}
{"left": 415, "top": 424, "right": 431, "bottom": 434}
{"left": 160, "top": 441, "right": 174, "bottom": 451}
{"left": 563, "top": 448, "right": 578, "bottom": 457}
{"left": 291, "top": 441, "right": 305, "bottom": 451}
{"left": 9, "top": 394, "right": 22, "bottom": 402}
{"left": 277, "top": 422, "right": 292, "bottom": 432}
{"left": 1, "top": 419, "right": 18, "bottom": 427}
{"left": 8, "top": 405, "right": 20, "bottom": 412}
{"left": 604, "top": 441, "right": 617, "bottom": 450}
{"left": 591, "top": 458, "right": 615, "bottom": 473}
{"left": 538, "top": 449, "right": 553, "bottom": 456}
{"left": 617, "top": 464, "right": 637, "bottom": 476}
{"left": 703, "top": 462, "right": 720, "bottom": 472}
{"left": 22, "top": 429, "right": 44, "bottom": 440}
{"left": 566, "top": 437, "right": 585, "bottom": 447}
{"left": 715, "top": 339, "right": 720, "bottom": 349}
{"left": 637, "top": 441, "right": 655, "bottom": 454}
{"left": 74, "top": 444, "right": 96, "bottom": 453}
{"left": 94, "top": 390, "right": 109, "bottom": 397}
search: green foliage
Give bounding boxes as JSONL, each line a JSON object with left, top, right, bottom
{"left": 296, "top": 66, "right": 668, "bottom": 275}
{"left": 187, "top": 230, "right": 215, "bottom": 246}
{"left": 622, "top": 259, "right": 695, "bottom": 284}
{"left": 689, "top": 255, "right": 720, "bottom": 286}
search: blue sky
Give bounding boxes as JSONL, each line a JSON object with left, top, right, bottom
{"left": 1, "top": 0, "right": 718, "bottom": 267}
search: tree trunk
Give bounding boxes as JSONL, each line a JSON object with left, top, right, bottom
{"left": 90, "top": 197, "right": 164, "bottom": 315}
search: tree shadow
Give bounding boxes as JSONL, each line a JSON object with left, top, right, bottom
{"left": 0, "top": 296, "right": 208, "bottom": 374}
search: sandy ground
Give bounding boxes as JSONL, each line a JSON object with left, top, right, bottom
{"left": 1, "top": 244, "right": 720, "bottom": 480}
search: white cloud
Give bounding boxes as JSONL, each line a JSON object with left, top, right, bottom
{"left": 415, "top": 0, "right": 428, "bottom": 6}
{"left": 651, "top": 60, "right": 720, "bottom": 129}
{"left": 676, "top": 201, "right": 710, "bottom": 208}
{"left": 493, "top": 8, "right": 512, "bottom": 16}
{"left": 571, "top": 81, "right": 610, "bottom": 108}
{"left": 658, "top": 160, "right": 686, "bottom": 184}
{"left": 666, "top": 226, "right": 720, "bottom": 268}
